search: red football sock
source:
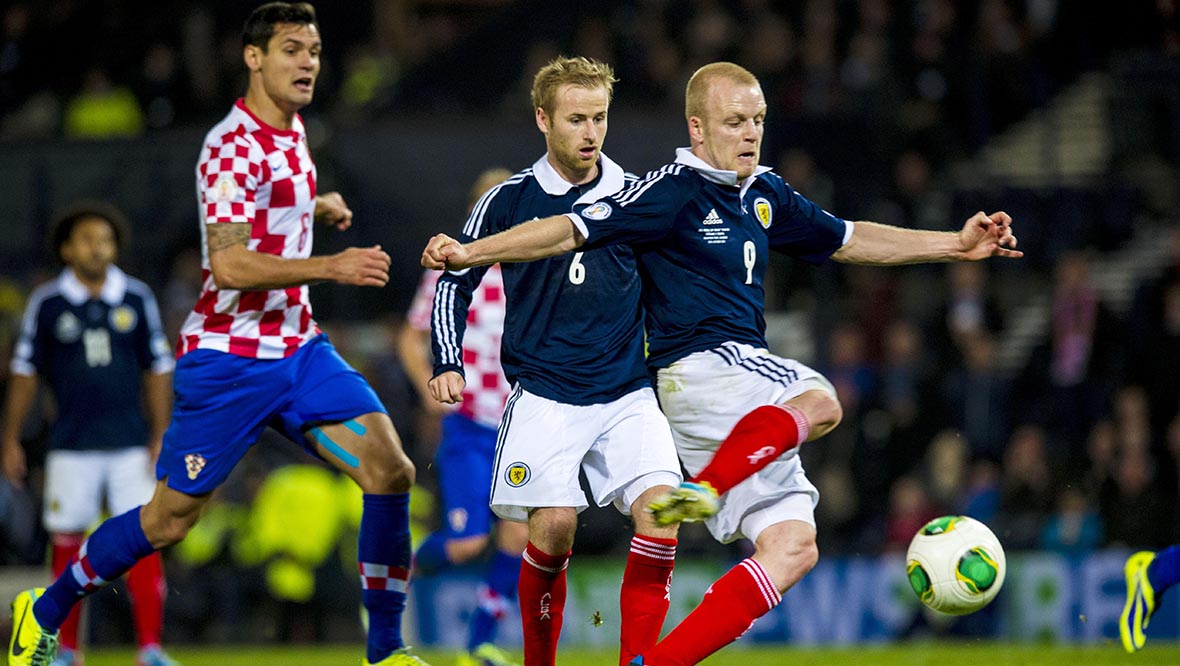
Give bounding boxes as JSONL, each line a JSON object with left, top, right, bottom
{"left": 643, "top": 558, "right": 781, "bottom": 666}
{"left": 51, "top": 533, "right": 85, "bottom": 651}
{"left": 619, "top": 535, "right": 676, "bottom": 666}
{"left": 693, "top": 405, "right": 810, "bottom": 495}
{"left": 126, "top": 551, "right": 166, "bottom": 648}
{"left": 518, "top": 542, "right": 570, "bottom": 666}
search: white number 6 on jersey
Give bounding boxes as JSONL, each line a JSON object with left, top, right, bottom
{"left": 569, "top": 252, "right": 586, "bottom": 285}
{"left": 743, "top": 241, "right": 756, "bottom": 284}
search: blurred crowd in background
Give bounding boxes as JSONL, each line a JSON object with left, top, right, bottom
{"left": 2, "top": 0, "right": 1180, "bottom": 645}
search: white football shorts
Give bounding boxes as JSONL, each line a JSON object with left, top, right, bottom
{"left": 656, "top": 341, "right": 837, "bottom": 544}
{"left": 43, "top": 447, "right": 157, "bottom": 533}
{"left": 489, "top": 385, "right": 682, "bottom": 523}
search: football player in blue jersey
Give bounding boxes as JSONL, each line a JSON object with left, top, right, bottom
{"left": 423, "top": 61, "right": 1021, "bottom": 666}
{"left": 3, "top": 202, "right": 180, "bottom": 666}
{"left": 425, "top": 57, "right": 683, "bottom": 666}
{"left": 1121, "top": 546, "right": 1180, "bottom": 652}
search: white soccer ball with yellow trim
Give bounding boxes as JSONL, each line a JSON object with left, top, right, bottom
{"left": 906, "top": 515, "right": 1006, "bottom": 615}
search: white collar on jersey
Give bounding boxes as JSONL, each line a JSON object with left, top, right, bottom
{"left": 674, "top": 147, "right": 772, "bottom": 200}
{"left": 58, "top": 265, "right": 127, "bottom": 306}
{"left": 531, "top": 152, "right": 626, "bottom": 205}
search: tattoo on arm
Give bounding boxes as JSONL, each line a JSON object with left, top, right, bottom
{"left": 207, "top": 223, "right": 250, "bottom": 253}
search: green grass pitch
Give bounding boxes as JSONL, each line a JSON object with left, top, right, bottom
{"left": 78, "top": 642, "right": 1180, "bottom": 666}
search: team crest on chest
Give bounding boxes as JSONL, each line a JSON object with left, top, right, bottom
{"left": 185, "top": 453, "right": 207, "bottom": 480}
{"left": 753, "top": 198, "right": 772, "bottom": 229}
{"left": 109, "top": 305, "right": 137, "bottom": 333}
{"left": 505, "top": 462, "right": 531, "bottom": 487}
{"left": 55, "top": 312, "right": 82, "bottom": 343}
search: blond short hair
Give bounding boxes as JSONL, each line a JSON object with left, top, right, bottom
{"left": 685, "top": 62, "right": 760, "bottom": 122}
{"left": 531, "top": 56, "right": 617, "bottom": 116}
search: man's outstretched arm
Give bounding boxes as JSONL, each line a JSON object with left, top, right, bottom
{"left": 421, "top": 214, "right": 584, "bottom": 271}
{"left": 832, "top": 210, "right": 1022, "bottom": 265}
{"left": 208, "top": 222, "right": 391, "bottom": 290}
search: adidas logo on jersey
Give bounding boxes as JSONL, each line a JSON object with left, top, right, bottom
{"left": 702, "top": 208, "right": 724, "bottom": 225}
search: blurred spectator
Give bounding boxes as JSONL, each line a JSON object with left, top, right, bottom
{"left": 1040, "top": 487, "right": 1103, "bottom": 555}
{"left": 961, "top": 459, "right": 1001, "bottom": 525}
{"left": 924, "top": 429, "right": 969, "bottom": 512}
{"left": 884, "top": 475, "right": 941, "bottom": 551}
{"left": 878, "top": 319, "right": 941, "bottom": 473}
{"left": 931, "top": 262, "right": 1005, "bottom": 366}
{"left": 996, "top": 425, "right": 1055, "bottom": 549}
{"left": 1101, "top": 445, "right": 1173, "bottom": 548}
{"left": 941, "top": 331, "right": 1012, "bottom": 462}
{"left": 1083, "top": 419, "right": 1119, "bottom": 498}
{"left": 63, "top": 66, "right": 145, "bottom": 138}
{"left": 1020, "top": 251, "right": 1122, "bottom": 446}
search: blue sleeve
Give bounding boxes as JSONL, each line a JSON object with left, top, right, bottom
{"left": 766, "top": 177, "right": 849, "bottom": 264}
{"left": 11, "top": 296, "right": 45, "bottom": 376}
{"left": 430, "top": 183, "right": 506, "bottom": 379}
{"left": 579, "top": 167, "right": 695, "bottom": 250}
{"left": 131, "top": 284, "right": 175, "bottom": 373}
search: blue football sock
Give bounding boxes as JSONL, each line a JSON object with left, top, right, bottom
{"left": 34, "top": 507, "right": 154, "bottom": 631}
{"left": 1148, "top": 544, "right": 1180, "bottom": 594}
{"left": 360, "top": 493, "right": 411, "bottom": 663}
{"left": 413, "top": 531, "right": 451, "bottom": 575}
{"left": 467, "top": 548, "right": 522, "bottom": 651}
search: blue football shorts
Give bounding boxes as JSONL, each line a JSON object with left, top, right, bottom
{"left": 434, "top": 412, "right": 499, "bottom": 538}
{"left": 158, "top": 335, "right": 387, "bottom": 495}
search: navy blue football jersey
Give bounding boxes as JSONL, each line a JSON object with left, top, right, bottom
{"left": 11, "top": 267, "right": 174, "bottom": 451}
{"left": 571, "top": 148, "right": 852, "bottom": 369}
{"left": 432, "top": 154, "right": 649, "bottom": 405}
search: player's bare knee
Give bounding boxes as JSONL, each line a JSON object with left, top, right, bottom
{"left": 789, "top": 535, "right": 819, "bottom": 577}
{"left": 528, "top": 508, "right": 577, "bottom": 553}
{"left": 143, "top": 507, "right": 199, "bottom": 549}
{"left": 360, "top": 453, "right": 415, "bottom": 494}
{"left": 804, "top": 391, "right": 843, "bottom": 440}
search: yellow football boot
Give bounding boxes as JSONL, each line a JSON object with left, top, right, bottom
{"left": 9, "top": 589, "right": 59, "bottom": 666}
{"left": 1120, "top": 551, "right": 1158, "bottom": 653}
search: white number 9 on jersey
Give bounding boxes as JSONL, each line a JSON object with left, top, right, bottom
{"left": 743, "top": 241, "right": 756, "bottom": 284}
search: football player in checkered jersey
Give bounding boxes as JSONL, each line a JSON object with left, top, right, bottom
{"left": 8, "top": 5, "right": 427, "bottom": 666}
{"left": 398, "top": 168, "right": 530, "bottom": 666}
{"left": 3, "top": 202, "right": 179, "bottom": 666}
{"left": 423, "top": 61, "right": 1022, "bottom": 666}
{"left": 427, "top": 57, "right": 683, "bottom": 666}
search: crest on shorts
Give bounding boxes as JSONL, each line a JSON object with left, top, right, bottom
{"left": 109, "top": 305, "right": 137, "bottom": 333}
{"left": 505, "top": 462, "right": 531, "bottom": 487}
{"left": 753, "top": 197, "right": 772, "bottom": 229}
{"left": 582, "top": 202, "right": 612, "bottom": 220}
{"left": 185, "top": 453, "right": 207, "bottom": 480}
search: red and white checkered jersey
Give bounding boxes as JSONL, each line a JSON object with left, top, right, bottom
{"left": 407, "top": 265, "right": 509, "bottom": 429}
{"left": 178, "top": 99, "right": 320, "bottom": 359}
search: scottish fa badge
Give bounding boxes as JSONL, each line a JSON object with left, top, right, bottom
{"left": 109, "top": 305, "right": 137, "bottom": 333}
{"left": 754, "top": 198, "right": 772, "bottom": 229}
{"left": 505, "top": 462, "right": 531, "bottom": 487}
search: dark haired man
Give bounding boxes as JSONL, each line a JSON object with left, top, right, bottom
{"left": 7, "top": 4, "right": 427, "bottom": 666}
{"left": 3, "top": 203, "right": 177, "bottom": 666}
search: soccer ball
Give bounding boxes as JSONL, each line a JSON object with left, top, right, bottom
{"left": 905, "top": 515, "right": 1006, "bottom": 615}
